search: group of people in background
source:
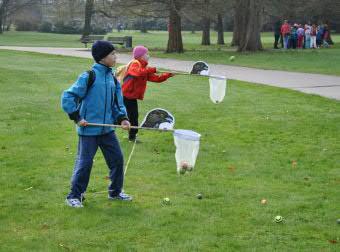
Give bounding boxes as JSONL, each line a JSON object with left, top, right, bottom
{"left": 274, "top": 20, "right": 334, "bottom": 49}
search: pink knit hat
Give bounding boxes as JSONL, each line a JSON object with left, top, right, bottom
{"left": 133, "top": 45, "right": 148, "bottom": 59}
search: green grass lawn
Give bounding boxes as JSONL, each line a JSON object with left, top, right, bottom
{"left": 152, "top": 45, "right": 340, "bottom": 76}
{"left": 1, "top": 31, "right": 340, "bottom": 76}
{"left": 0, "top": 30, "right": 236, "bottom": 49}
{"left": 0, "top": 50, "right": 339, "bottom": 251}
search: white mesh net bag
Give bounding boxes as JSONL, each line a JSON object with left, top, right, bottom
{"left": 173, "top": 130, "right": 201, "bottom": 174}
{"left": 209, "top": 75, "right": 227, "bottom": 104}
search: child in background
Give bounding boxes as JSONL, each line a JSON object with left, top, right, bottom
{"left": 274, "top": 20, "right": 282, "bottom": 49}
{"left": 297, "top": 24, "right": 305, "bottom": 49}
{"left": 310, "top": 24, "right": 317, "bottom": 49}
{"left": 304, "top": 24, "right": 311, "bottom": 49}
{"left": 281, "top": 20, "right": 291, "bottom": 49}
{"left": 122, "top": 45, "right": 174, "bottom": 142}
{"left": 290, "top": 24, "right": 298, "bottom": 49}
{"left": 316, "top": 25, "right": 324, "bottom": 48}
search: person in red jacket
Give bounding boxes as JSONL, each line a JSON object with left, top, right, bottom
{"left": 122, "top": 45, "right": 174, "bottom": 142}
{"left": 281, "top": 20, "right": 291, "bottom": 49}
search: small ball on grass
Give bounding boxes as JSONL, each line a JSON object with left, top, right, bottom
{"left": 197, "top": 193, "right": 203, "bottom": 200}
{"left": 179, "top": 161, "right": 192, "bottom": 175}
{"left": 179, "top": 167, "right": 186, "bottom": 174}
{"left": 181, "top": 161, "right": 189, "bottom": 169}
{"left": 274, "top": 215, "right": 283, "bottom": 223}
{"left": 229, "top": 56, "right": 236, "bottom": 62}
{"left": 163, "top": 197, "right": 170, "bottom": 205}
{"left": 260, "top": 199, "right": 267, "bottom": 205}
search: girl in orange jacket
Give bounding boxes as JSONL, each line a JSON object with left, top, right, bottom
{"left": 122, "top": 45, "right": 174, "bottom": 142}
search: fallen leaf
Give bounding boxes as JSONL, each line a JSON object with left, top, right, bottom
{"left": 328, "top": 239, "right": 337, "bottom": 244}
{"left": 41, "top": 223, "right": 49, "bottom": 230}
{"left": 292, "top": 160, "right": 297, "bottom": 168}
{"left": 228, "top": 165, "right": 236, "bottom": 173}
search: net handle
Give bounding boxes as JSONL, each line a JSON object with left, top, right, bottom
{"left": 86, "top": 123, "right": 175, "bottom": 132}
{"left": 157, "top": 70, "right": 224, "bottom": 79}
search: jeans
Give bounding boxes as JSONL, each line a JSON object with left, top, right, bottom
{"left": 305, "top": 37, "right": 311, "bottom": 48}
{"left": 283, "top": 35, "right": 289, "bottom": 49}
{"left": 67, "top": 131, "right": 124, "bottom": 200}
{"left": 310, "top": 36, "right": 317, "bottom": 48}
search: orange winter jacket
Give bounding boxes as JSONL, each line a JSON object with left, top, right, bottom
{"left": 121, "top": 59, "right": 172, "bottom": 100}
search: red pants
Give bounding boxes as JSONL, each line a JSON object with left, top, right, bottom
{"left": 297, "top": 35, "right": 304, "bottom": 48}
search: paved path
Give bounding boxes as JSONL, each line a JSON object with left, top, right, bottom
{"left": 1, "top": 46, "right": 339, "bottom": 100}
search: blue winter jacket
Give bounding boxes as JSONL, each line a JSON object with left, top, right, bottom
{"left": 61, "top": 63, "right": 128, "bottom": 136}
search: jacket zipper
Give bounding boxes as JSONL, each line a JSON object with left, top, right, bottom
{"left": 113, "top": 77, "right": 121, "bottom": 112}
{"left": 102, "top": 73, "right": 107, "bottom": 134}
{"left": 83, "top": 108, "right": 87, "bottom": 133}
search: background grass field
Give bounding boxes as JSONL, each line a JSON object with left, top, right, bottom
{"left": 1, "top": 30, "right": 340, "bottom": 76}
{"left": 0, "top": 50, "right": 339, "bottom": 251}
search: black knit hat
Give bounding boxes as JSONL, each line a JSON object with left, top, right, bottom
{"left": 91, "top": 40, "right": 115, "bottom": 62}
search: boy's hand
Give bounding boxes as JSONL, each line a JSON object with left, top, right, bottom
{"left": 121, "top": 120, "right": 131, "bottom": 130}
{"left": 78, "top": 119, "right": 88, "bottom": 127}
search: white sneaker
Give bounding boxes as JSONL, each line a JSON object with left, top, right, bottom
{"left": 108, "top": 192, "right": 133, "bottom": 201}
{"left": 65, "top": 198, "right": 83, "bottom": 208}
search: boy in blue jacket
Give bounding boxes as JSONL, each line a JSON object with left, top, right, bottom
{"left": 61, "top": 41, "right": 132, "bottom": 208}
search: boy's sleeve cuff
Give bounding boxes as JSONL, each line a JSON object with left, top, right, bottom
{"left": 68, "top": 111, "right": 80, "bottom": 123}
{"left": 117, "top": 116, "right": 129, "bottom": 125}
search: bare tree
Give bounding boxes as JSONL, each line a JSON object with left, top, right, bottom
{"left": 96, "top": 0, "right": 184, "bottom": 53}
{"left": 201, "top": 0, "right": 211, "bottom": 45}
{"left": 0, "top": 0, "right": 11, "bottom": 33}
{"left": 216, "top": 13, "right": 224, "bottom": 45}
{"left": 231, "top": 0, "right": 263, "bottom": 51}
{"left": 231, "top": 0, "right": 242, "bottom": 46}
{"left": 185, "top": 0, "right": 229, "bottom": 46}
{"left": 83, "top": 0, "right": 94, "bottom": 37}
{"left": 0, "top": 0, "right": 39, "bottom": 33}
{"left": 167, "top": 0, "right": 183, "bottom": 52}
{"left": 237, "top": 0, "right": 263, "bottom": 52}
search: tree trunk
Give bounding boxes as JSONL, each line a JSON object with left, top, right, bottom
{"left": 237, "top": 0, "right": 263, "bottom": 52}
{"left": 201, "top": 0, "right": 210, "bottom": 45}
{"left": 6, "top": 21, "right": 11, "bottom": 31}
{"left": 217, "top": 13, "right": 224, "bottom": 45}
{"left": 82, "top": 0, "right": 94, "bottom": 37}
{"left": 0, "top": 14, "right": 3, "bottom": 33}
{"left": 140, "top": 17, "right": 147, "bottom": 33}
{"left": 2, "top": 10, "right": 6, "bottom": 32}
{"left": 0, "top": 0, "right": 10, "bottom": 34}
{"left": 201, "top": 16, "right": 211, "bottom": 45}
{"left": 69, "top": 0, "right": 76, "bottom": 20}
{"left": 166, "top": 0, "right": 184, "bottom": 53}
{"left": 231, "top": 0, "right": 247, "bottom": 46}
{"left": 336, "top": 23, "right": 340, "bottom": 33}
